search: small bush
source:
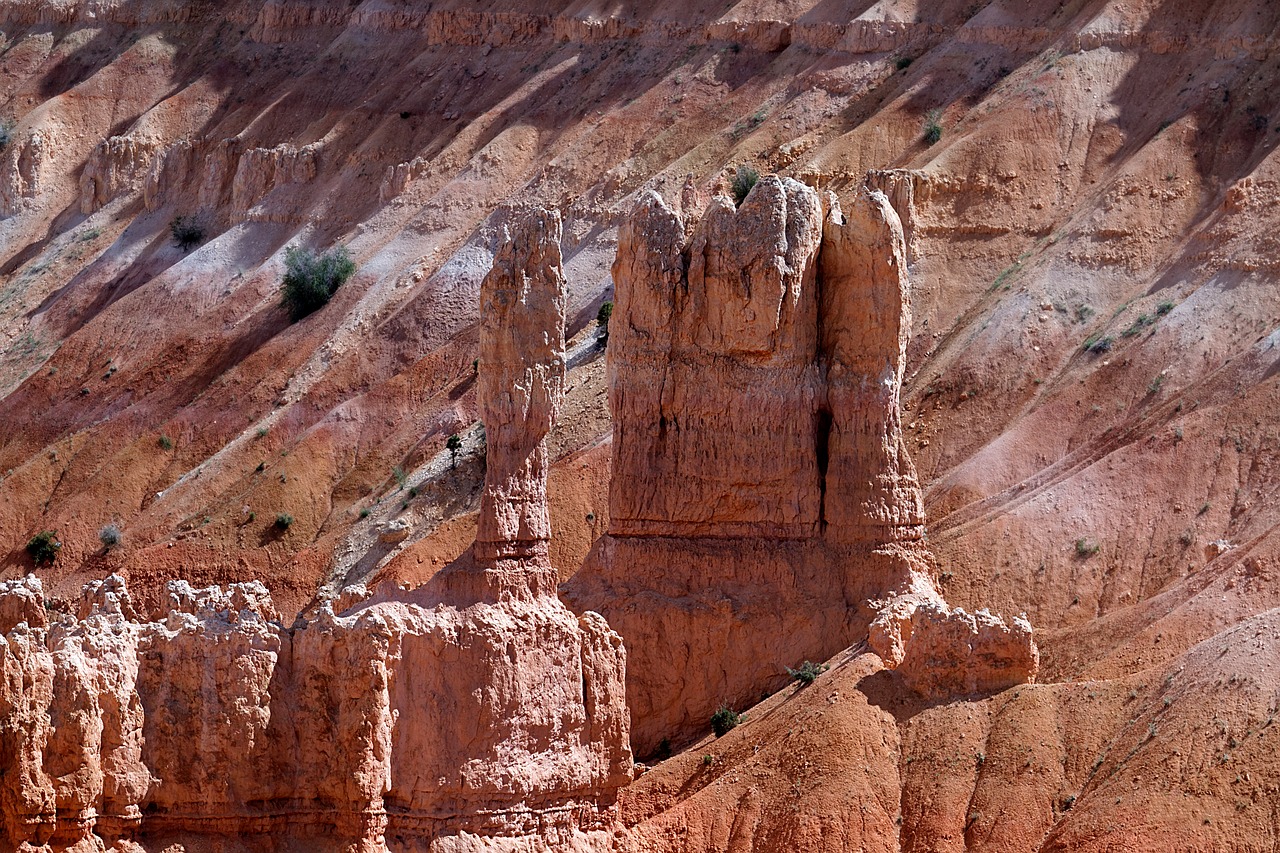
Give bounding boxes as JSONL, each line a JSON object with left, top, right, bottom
{"left": 1086, "top": 336, "right": 1113, "bottom": 354}
{"left": 731, "top": 165, "right": 760, "bottom": 207}
{"left": 446, "top": 433, "right": 462, "bottom": 468}
{"left": 158, "top": 435, "right": 174, "bottom": 450}
{"left": 275, "top": 513, "right": 294, "bottom": 530}
{"left": 170, "top": 216, "right": 205, "bottom": 251}
{"left": 26, "top": 531, "right": 61, "bottom": 566}
{"left": 923, "top": 109, "right": 944, "bottom": 145}
{"left": 1075, "top": 538, "right": 1100, "bottom": 558}
{"left": 0, "top": 119, "right": 14, "bottom": 152}
{"left": 1121, "top": 314, "right": 1153, "bottom": 337}
{"left": 702, "top": 754, "right": 714, "bottom": 766}
{"left": 280, "top": 245, "right": 356, "bottom": 321}
{"left": 787, "top": 660, "right": 829, "bottom": 686}
{"left": 896, "top": 56, "right": 913, "bottom": 70}
{"left": 710, "top": 704, "right": 742, "bottom": 737}
{"left": 597, "top": 300, "right": 614, "bottom": 346}
{"left": 98, "top": 524, "right": 122, "bottom": 549}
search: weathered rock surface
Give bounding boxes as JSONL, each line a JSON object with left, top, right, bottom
{"left": 475, "top": 209, "right": 566, "bottom": 563}
{"left": 0, "top": 212, "right": 629, "bottom": 852}
{"left": 566, "top": 180, "right": 1036, "bottom": 752}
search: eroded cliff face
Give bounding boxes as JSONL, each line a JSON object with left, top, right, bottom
{"left": 565, "top": 178, "right": 1036, "bottom": 752}
{"left": 0, "top": 212, "right": 630, "bottom": 853}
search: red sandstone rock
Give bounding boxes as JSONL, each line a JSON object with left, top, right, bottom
{"left": 0, "top": 212, "right": 630, "bottom": 852}
{"left": 566, "top": 180, "right": 1036, "bottom": 752}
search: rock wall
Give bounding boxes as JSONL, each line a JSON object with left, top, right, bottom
{"left": 0, "top": 211, "right": 630, "bottom": 853}
{"left": 565, "top": 178, "right": 1036, "bottom": 753}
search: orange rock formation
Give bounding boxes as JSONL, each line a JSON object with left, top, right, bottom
{"left": 566, "top": 180, "right": 1036, "bottom": 752}
{"left": 4, "top": 0, "right": 1280, "bottom": 849}
{"left": 0, "top": 212, "right": 631, "bottom": 852}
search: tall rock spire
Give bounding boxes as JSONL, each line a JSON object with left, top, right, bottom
{"left": 475, "top": 209, "right": 567, "bottom": 564}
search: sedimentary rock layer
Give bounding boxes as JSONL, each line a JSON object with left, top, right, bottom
{"left": 566, "top": 180, "right": 1036, "bottom": 752}
{"left": 0, "top": 211, "right": 630, "bottom": 853}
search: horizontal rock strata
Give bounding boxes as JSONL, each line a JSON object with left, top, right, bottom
{"left": 565, "top": 178, "right": 1037, "bottom": 753}
{"left": 0, "top": 210, "right": 630, "bottom": 853}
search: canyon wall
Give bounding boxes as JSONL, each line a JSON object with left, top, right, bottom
{"left": 564, "top": 179, "right": 1037, "bottom": 753}
{"left": 0, "top": 212, "right": 630, "bottom": 853}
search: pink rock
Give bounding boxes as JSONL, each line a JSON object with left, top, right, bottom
{"left": 566, "top": 180, "right": 1036, "bottom": 753}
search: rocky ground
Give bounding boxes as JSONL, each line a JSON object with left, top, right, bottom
{"left": 2, "top": 0, "right": 1280, "bottom": 850}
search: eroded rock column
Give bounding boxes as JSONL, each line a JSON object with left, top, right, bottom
{"left": 0, "top": 211, "right": 632, "bottom": 851}
{"left": 566, "top": 177, "right": 1037, "bottom": 754}
{"left": 476, "top": 209, "right": 566, "bottom": 565}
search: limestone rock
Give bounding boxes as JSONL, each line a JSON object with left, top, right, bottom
{"left": 79, "top": 135, "right": 159, "bottom": 215}
{"left": 868, "top": 579, "right": 1039, "bottom": 699}
{"left": 0, "top": 211, "right": 630, "bottom": 851}
{"left": 566, "top": 179, "right": 1036, "bottom": 753}
{"left": 0, "top": 125, "right": 50, "bottom": 216}
{"left": 475, "top": 208, "right": 566, "bottom": 562}
{"left": 820, "top": 189, "right": 926, "bottom": 541}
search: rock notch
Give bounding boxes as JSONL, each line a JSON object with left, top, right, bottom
{"left": 564, "top": 177, "right": 1037, "bottom": 753}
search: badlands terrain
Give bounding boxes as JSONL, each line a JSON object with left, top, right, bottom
{"left": 2, "top": 0, "right": 1280, "bottom": 850}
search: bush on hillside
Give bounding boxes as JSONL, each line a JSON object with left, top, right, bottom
{"left": 170, "top": 215, "right": 205, "bottom": 251}
{"left": 26, "top": 530, "right": 61, "bottom": 566}
{"left": 731, "top": 165, "right": 759, "bottom": 207}
{"left": 280, "top": 245, "right": 356, "bottom": 321}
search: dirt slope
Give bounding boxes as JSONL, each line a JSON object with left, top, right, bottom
{"left": 2, "top": 0, "right": 1280, "bottom": 849}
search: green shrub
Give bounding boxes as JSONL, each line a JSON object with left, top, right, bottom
{"left": 446, "top": 433, "right": 462, "bottom": 468}
{"left": 924, "top": 109, "right": 944, "bottom": 145}
{"left": 787, "top": 660, "right": 829, "bottom": 686}
{"left": 896, "top": 56, "right": 913, "bottom": 70}
{"left": 98, "top": 524, "right": 122, "bottom": 549}
{"left": 731, "top": 165, "right": 759, "bottom": 207}
{"left": 275, "top": 513, "right": 294, "bottom": 530}
{"left": 170, "top": 216, "right": 205, "bottom": 251}
{"left": 597, "top": 300, "right": 614, "bottom": 345}
{"left": 26, "top": 531, "right": 61, "bottom": 566}
{"left": 710, "top": 704, "right": 742, "bottom": 737}
{"left": 0, "top": 119, "right": 14, "bottom": 152}
{"left": 1075, "top": 538, "right": 1100, "bottom": 558}
{"left": 281, "top": 245, "right": 356, "bottom": 321}
{"left": 158, "top": 435, "right": 174, "bottom": 450}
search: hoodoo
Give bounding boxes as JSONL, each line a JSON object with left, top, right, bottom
{"left": 565, "top": 178, "right": 1037, "bottom": 752}
{"left": 0, "top": 211, "right": 631, "bottom": 853}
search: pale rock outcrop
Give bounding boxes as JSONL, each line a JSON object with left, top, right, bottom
{"left": 0, "top": 210, "right": 629, "bottom": 852}
{"left": 144, "top": 138, "right": 320, "bottom": 219}
{"left": 79, "top": 135, "right": 160, "bottom": 215}
{"left": 475, "top": 208, "right": 565, "bottom": 563}
{"left": 380, "top": 157, "right": 429, "bottom": 203}
{"left": 1, "top": 126, "right": 51, "bottom": 216}
{"left": 566, "top": 178, "right": 1036, "bottom": 752}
